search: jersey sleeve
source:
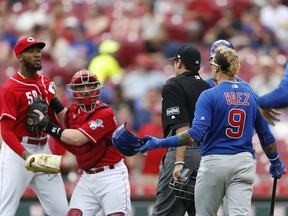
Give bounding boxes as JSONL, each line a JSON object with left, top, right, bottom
{"left": 43, "top": 76, "right": 56, "bottom": 102}
{"left": 254, "top": 108, "right": 276, "bottom": 145}
{"left": 189, "top": 90, "right": 212, "bottom": 142}
{"left": 258, "top": 63, "right": 288, "bottom": 109}
{"left": 162, "top": 81, "right": 190, "bottom": 135}
{"left": 0, "top": 88, "right": 18, "bottom": 120}
{"left": 78, "top": 107, "right": 117, "bottom": 143}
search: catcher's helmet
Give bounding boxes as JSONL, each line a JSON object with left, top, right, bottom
{"left": 169, "top": 167, "right": 198, "bottom": 201}
{"left": 66, "top": 70, "right": 103, "bottom": 112}
{"left": 112, "top": 122, "right": 146, "bottom": 156}
{"left": 209, "top": 40, "right": 234, "bottom": 59}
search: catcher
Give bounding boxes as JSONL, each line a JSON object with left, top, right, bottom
{"left": 27, "top": 70, "right": 131, "bottom": 216}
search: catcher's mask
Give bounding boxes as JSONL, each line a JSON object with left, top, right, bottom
{"left": 209, "top": 39, "right": 234, "bottom": 59}
{"left": 169, "top": 167, "right": 198, "bottom": 201}
{"left": 112, "top": 122, "right": 146, "bottom": 156}
{"left": 66, "top": 70, "right": 103, "bottom": 112}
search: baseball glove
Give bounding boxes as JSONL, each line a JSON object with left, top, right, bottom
{"left": 25, "top": 154, "right": 62, "bottom": 174}
{"left": 25, "top": 99, "right": 50, "bottom": 133}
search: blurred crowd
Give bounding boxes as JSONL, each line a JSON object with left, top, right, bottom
{"left": 1, "top": 0, "right": 288, "bottom": 184}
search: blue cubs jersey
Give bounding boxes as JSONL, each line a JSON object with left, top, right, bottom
{"left": 190, "top": 81, "right": 274, "bottom": 156}
{"left": 258, "top": 63, "right": 288, "bottom": 109}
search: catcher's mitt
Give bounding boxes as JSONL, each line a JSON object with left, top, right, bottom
{"left": 25, "top": 154, "right": 62, "bottom": 174}
{"left": 25, "top": 99, "right": 50, "bottom": 133}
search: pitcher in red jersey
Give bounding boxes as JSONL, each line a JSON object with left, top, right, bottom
{"left": 0, "top": 36, "right": 69, "bottom": 216}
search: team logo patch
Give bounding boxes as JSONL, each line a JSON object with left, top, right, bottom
{"left": 89, "top": 119, "right": 104, "bottom": 130}
{"left": 166, "top": 107, "right": 180, "bottom": 116}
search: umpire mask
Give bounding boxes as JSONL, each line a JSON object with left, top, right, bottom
{"left": 169, "top": 167, "right": 198, "bottom": 201}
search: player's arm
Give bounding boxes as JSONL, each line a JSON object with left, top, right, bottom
{"left": 0, "top": 117, "right": 30, "bottom": 160}
{"left": 49, "top": 81, "right": 67, "bottom": 125}
{"left": 255, "top": 110, "right": 285, "bottom": 178}
{"left": 137, "top": 93, "right": 211, "bottom": 153}
{"left": 33, "top": 110, "right": 89, "bottom": 146}
{"left": 137, "top": 121, "right": 211, "bottom": 153}
{"left": 173, "top": 126, "right": 190, "bottom": 179}
{"left": 59, "top": 129, "right": 89, "bottom": 146}
{"left": 50, "top": 96, "right": 67, "bottom": 126}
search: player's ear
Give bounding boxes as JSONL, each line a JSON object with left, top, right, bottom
{"left": 17, "top": 55, "right": 23, "bottom": 62}
{"left": 177, "top": 59, "right": 182, "bottom": 69}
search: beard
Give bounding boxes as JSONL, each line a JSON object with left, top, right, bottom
{"left": 23, "top": 59, "right": 42, "bottom": 71}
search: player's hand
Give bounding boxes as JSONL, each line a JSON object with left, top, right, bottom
{"left": 259, "top": 107, "right": 281, "bottom": 126}
{"left": 269, "top": 161, "right": 286, "bottom": 179}
{"left": 135, "top": 135, "right": 162, "bottom": 154}
{"left": 173, "top": 164, "right": 184, "bottom": 181}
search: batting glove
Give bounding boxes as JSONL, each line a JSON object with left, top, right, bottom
{"left": 269, "top": 161, "right": 285, "bottom": 179}
{"left": 135, "top": 135, "right": 162, "bottom": 154}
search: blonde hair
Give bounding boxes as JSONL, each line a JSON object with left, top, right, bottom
{"left": 214, "top": 45, "right": 240, "bottom": 77}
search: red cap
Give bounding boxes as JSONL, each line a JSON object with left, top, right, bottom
{"left": 14, "top": 37, "right": 45, "bottom": 57}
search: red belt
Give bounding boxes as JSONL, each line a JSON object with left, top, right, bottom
{"left": 84, "top": 165, "right": 115, "bottom": 174}
{"left": 18, "top": 137, "right": 47, "bottom": 145}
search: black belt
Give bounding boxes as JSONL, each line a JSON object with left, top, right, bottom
{"left": 167, "top": 143, "right": 201, "bottom": 151}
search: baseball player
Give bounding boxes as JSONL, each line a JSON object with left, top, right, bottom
{"left": 0, "top": 37, "right": 69, "bottom": 215}
{"left": 32, "top": 70, "right": 131, "bottom": 216}
{"left": 136, "top": 46, "right": 285, "bottom": 216}
{"left": 257, "top": 63, "right": 288, "bottom": 125}
{"left": 151, "top": 44, "right": 210, "bottom": 216}
{"left": 207, "top": 40, "right": 282, "bottom": 126}
{"left": 205, "top": 39, "right": 249, "bottom": 87}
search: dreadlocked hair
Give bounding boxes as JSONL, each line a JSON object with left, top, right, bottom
{"left": 214, "top": 45, "right": 240, "bottom": 77}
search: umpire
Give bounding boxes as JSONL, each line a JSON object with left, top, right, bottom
{"left": 152, "top": 45, "right": 210, "bottom": 215}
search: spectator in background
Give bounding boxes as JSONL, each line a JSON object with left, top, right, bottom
{"left": 140, "top": 3, "right": 167, "bottom": 53}
{"left": 88, "top": 39, "right": 124, "bottom": 104}
{"left": 121, "top": 53, "right": 166, "bottom": 102}
{"left": 88, "top": 39, "right": 123, "bottom": 85}
{"left": 83, "top": 3, "right": 110, "bottom": 41}
{"left": 249, "top": 55, "right": 282, "bottom": 96}
{"left": 258, "top": 63, "right": 288, "bottom": 125}
{"left": 132, "top": 87, "right": 163, "bottom": 131}
{"left": 259, "top": 0, "right": 288, "bottom": 50}
{"left": 109, "top": 3, "right": 142, "bottom": 43}
{"left": 15, "top": 0, "right": 49, "bottom": 34}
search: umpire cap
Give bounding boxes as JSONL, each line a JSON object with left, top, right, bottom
{"left": 14, "top": 37, "right": 45, "bottom": 57}
{"left": 169, "top": 45, "right": 201, "bottom": 66}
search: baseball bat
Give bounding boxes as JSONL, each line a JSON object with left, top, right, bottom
{"left": 269, "top": 178, "right": 277, "bottom": 216}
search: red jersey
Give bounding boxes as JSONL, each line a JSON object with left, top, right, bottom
{"left": 0, "top": 72, "right": 57, "bottom": 155}
{"left": 62, "top": 102, "right": 123, "bottom": 170}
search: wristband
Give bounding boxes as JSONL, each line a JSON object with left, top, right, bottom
{"left": 50, "top": 97, "right": 65, "bottom": 114}
{"left": 267, "top": 151, "right": 281, "bottom": 165}
{"left": 174, "top": 161, "right": 185, "bottom": 166}
{"left": 44, "top": 122, "right": 64, "bottom": 140}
